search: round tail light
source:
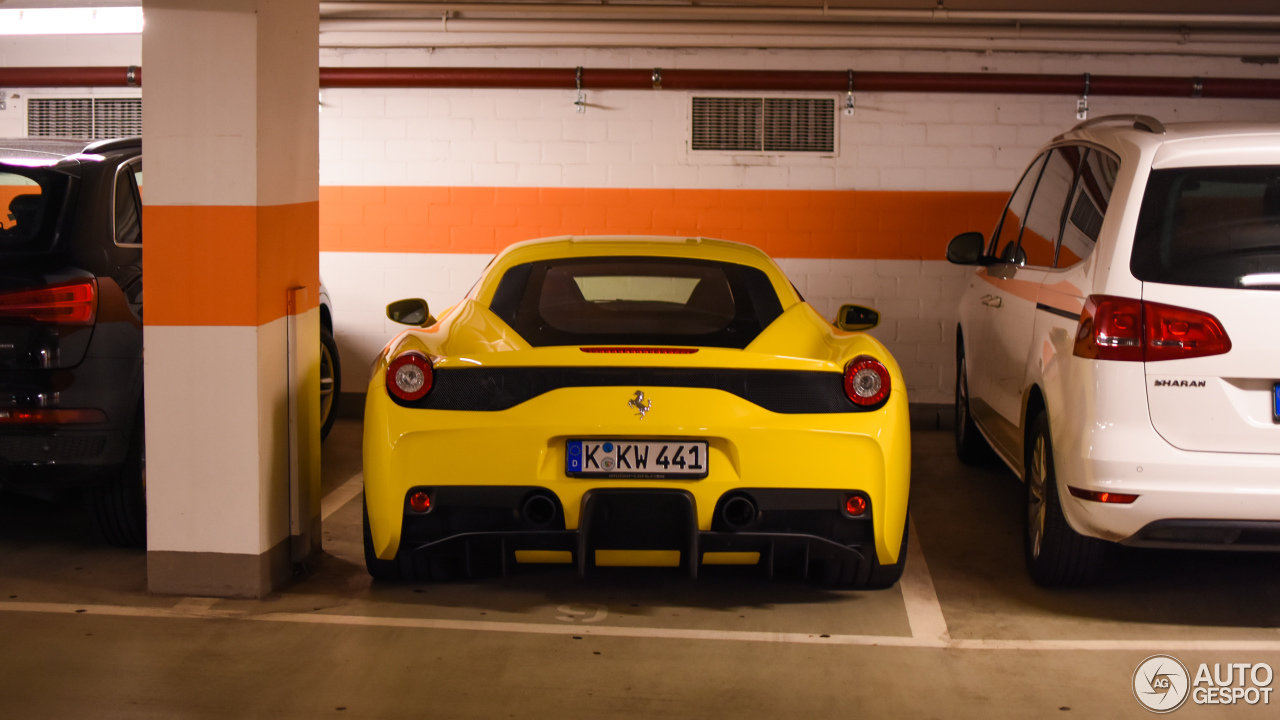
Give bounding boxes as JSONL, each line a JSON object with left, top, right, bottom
{"left": 407, "top": 491, "right": 432, "bottom": 513}
{"left": 386, "top": 351, "right": 433, "bottom": 401}
{"left": 844, "top": 355, "right": 891, "bottom": 406}
{"left": 844, "top": 495, "right": 868, "bottom": 517}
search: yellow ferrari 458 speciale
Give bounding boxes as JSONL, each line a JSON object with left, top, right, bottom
{"left": 363, "top": 236, "right": 911, "bottom": 588}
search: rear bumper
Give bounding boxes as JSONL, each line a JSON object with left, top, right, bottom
{"left": 0, "top": 354, "right": 141, "bottom": 484}
{"left": 396, "top": 486, "right": 878, "bottom": 582}
{"left": 1061, "top": 447, "right": 1280, "bottom": 545}
{"left": 363, "top": 381, "right": 912, "bottom": 566}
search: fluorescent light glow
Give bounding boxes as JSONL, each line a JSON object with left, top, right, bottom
{"left": 0, "top": 7, "right": 143, "bottom": 35}
{"left": 1241, "top": 273, "right": 1280, "bottom": 287}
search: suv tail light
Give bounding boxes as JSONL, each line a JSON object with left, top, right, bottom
{"left": 0, "top": 280, "right": 97, "bottom": 325}
{"left": 386, "top": 351, "right": 433, "bottom": 401}
{"left": 844, "top": 355, "right": 891, "bottom": 406}
{"left": 1073, "top": 295, "right": 1231, "bottom": 362}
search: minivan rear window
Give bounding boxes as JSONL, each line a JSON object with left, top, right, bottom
{"left": 0, "top": 166, "right": 66, "bottom": 254}
{"left": 1132, "top": 166, "right": 1280, "bottom": 290}
{"left": 489, "top": 256, "right": 785, "bottom": 348}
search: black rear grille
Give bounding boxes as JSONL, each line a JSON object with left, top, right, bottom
{"left": 0, "top": 434, "right": 107, "bottom": 464}
{"left": 398, "top": 366, "right": 881, "bottom": 414}
{"left": 1128, "top": 519, "right": 1280, "bottom": 550}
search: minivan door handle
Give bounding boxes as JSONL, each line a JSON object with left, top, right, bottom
{"left": 981, "top": 295, "right": 1003, "bottom": 308}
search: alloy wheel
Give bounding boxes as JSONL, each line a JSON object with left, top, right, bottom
{"left": 1026, "top": 432, "right": 1048, "bottom": 559}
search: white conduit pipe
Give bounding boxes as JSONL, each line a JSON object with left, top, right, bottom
{"left": 317, "top": 20, "right": 1280, "bottom": 56}
{"left": 318, "top": 3, "right": 1280, "bottom": 27}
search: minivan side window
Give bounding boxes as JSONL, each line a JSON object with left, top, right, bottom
{"left": 989, "top": 152, "right": 1048, "bottom": 263}
{"left": 1057, "top": 149, "right": 1117, "bottom": 267}
{"left": 1019, "top": 147, "right": 1082, "bottom": 268}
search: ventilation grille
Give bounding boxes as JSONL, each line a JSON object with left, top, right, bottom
{"left": 28, "top": 98, "right": 142, "bottom": 140}
{"left": 692, "top": 97, "right": 834, "bottom": 153}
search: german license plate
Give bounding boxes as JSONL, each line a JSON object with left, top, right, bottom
{"left": 566, "top": 439, "right": 708, "bottom": 479}
{"left": 1273, "top": 383, "right": 1279, "bottom": 422}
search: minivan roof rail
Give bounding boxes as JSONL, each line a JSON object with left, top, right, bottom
{"left": 1070, "top": 114, "right": 1165, "bottom": 135}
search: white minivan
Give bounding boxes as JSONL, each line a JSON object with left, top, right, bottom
{"left": 947, "top": 116, "right": 1280, "bottom": 586}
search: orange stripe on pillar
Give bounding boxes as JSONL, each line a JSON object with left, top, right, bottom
{"left": 145, "top": 202, "right": 319, "bottom": 326}
{"left": 319, "top": 186, "right": 1007, "bottom": 259}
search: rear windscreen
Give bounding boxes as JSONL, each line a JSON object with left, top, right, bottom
{"left": 1131, "top": 166, "right": 1280, "bottom": 290}
{"left": 489, "top": 256, "right": 785, "bottom": 348}
{"left": 0, "top": 166, "right": 66, "bottom": 254}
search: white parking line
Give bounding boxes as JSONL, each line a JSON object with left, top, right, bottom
{"left": 899, "top": 518, "right": 950, "bottom": 646}
{"left": 4, "top": 599, "right": 1280, "bottom": 651}
{"left": 321, "top": 472, "right": 363, "bottom": 521}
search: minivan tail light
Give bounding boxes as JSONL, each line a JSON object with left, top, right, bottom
{"left": 0, "top": 280, "right": 97, "bottom": 325}
{"left": 386, "top": 351, "right": 433, "bottom": 401}
{"left": 1144, "top": 300, "right": 1232, "bottom": 362}
{"left": 1073, "top": 295, "right": 1231, "bottom": 362}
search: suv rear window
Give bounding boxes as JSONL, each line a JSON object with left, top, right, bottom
{"left": 489, "top": 256, "right": 785, "bottom": 348}
{"left": 1132, "top": 166, "right": 1280, "bottom": 290}
{"left": 0, "top": 166, "right": 67, "bottom": 254}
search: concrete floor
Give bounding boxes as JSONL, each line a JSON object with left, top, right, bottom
{"left": 2, "top": 419, "right": 1279, "bottom": 718}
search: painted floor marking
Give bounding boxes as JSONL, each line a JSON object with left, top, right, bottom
{"left": 899, "top": 518, "right": 950, "bottom": 646}
{"left": 172, "top": 597, "right": 219, "bottom": 613}
{"left": 321, "top": 472, "right": 363, "bottom": 521}
{"left": 4, "top": 600, "right": 1280, "bottom": 652}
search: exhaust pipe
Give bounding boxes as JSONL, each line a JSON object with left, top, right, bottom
{"left": 721, "top": 494, "right": 758, "bottom": 531}
{"left": 521, "top": 493, "right": 558, "bottom": 528}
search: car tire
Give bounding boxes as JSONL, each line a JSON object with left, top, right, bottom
{"left": 1024, "top": 411, "right": 1107, "bottom": 586}
{"left": 88, "top": 422, "right": 146, "bottom": 548}
{"left": 864, "top": 515, "right": 910, "bottom": 589}
{"left": 954, "top": 334, "right": 992, "bottom": 465}
{"left": 362, "top": 498, "right": 402, "bottom": 581}
{"left": 320, "top": 325, "right": 341, "bottom": 441}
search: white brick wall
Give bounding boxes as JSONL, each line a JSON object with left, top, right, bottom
{"left": 314, "top": 48, "right": 1280, "bottom": 401}
{"left": 6, "top": 34, "right": 1279, "bottom": 403}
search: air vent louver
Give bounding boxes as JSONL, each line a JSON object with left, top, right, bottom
{"left": 692, "top": 97, "right": 834, "bottom": 153}
{"left": 28, "top": 98, "right": 141, "bottom": 140}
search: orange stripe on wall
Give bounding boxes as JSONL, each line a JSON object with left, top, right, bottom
{"left": 145, "top": 202, "right": 319, "bottom": 326}
{"left": 319, "top": 186, "right": 1007, "bottom": 259}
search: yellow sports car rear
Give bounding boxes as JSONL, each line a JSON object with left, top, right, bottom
{"left": 363, "top": 236, "right": 911, "bottom": 588}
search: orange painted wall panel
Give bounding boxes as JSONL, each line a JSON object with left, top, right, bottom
{"left": 145, "top": 202, "right": 320, "bottom": 327}
{"left": 318, "top": 186, "right": 1007, "bottom": 260}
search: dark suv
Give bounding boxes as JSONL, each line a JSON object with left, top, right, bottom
{"left": 1, "top": 138, "right": 342, "bottom": 547}
{"left": 0, "top": 138, "right": 146, "bottom": 545}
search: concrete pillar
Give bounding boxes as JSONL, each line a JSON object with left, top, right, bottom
{"left": 141, "top": 0, "right": 320, "bottom": 597}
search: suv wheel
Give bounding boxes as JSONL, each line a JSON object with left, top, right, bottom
{"left": 88, "top": 421, "right": 146, "bottom": 548}
{"left": 1024, "top": 411, "right": 1106, "bottom": 586}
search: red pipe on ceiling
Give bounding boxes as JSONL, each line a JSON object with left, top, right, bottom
{"left": 4, "top": 66, "right": 1280, "bottom": 100}
{"left": 0, "top": 66, "right": 141, "bottom": 88}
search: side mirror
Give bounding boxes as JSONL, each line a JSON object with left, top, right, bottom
{"left": 387, "top": 298, "right": 435, "bottom": 327}
{"left": 835, "top": 304, "right": 879, "bottom": 332}
{"left": 945, "top": 231, "right": 988, "bottom": 265}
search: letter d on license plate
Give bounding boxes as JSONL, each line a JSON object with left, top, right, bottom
{"left": 566, "top": 439, "right": 708, "bottom": 479}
